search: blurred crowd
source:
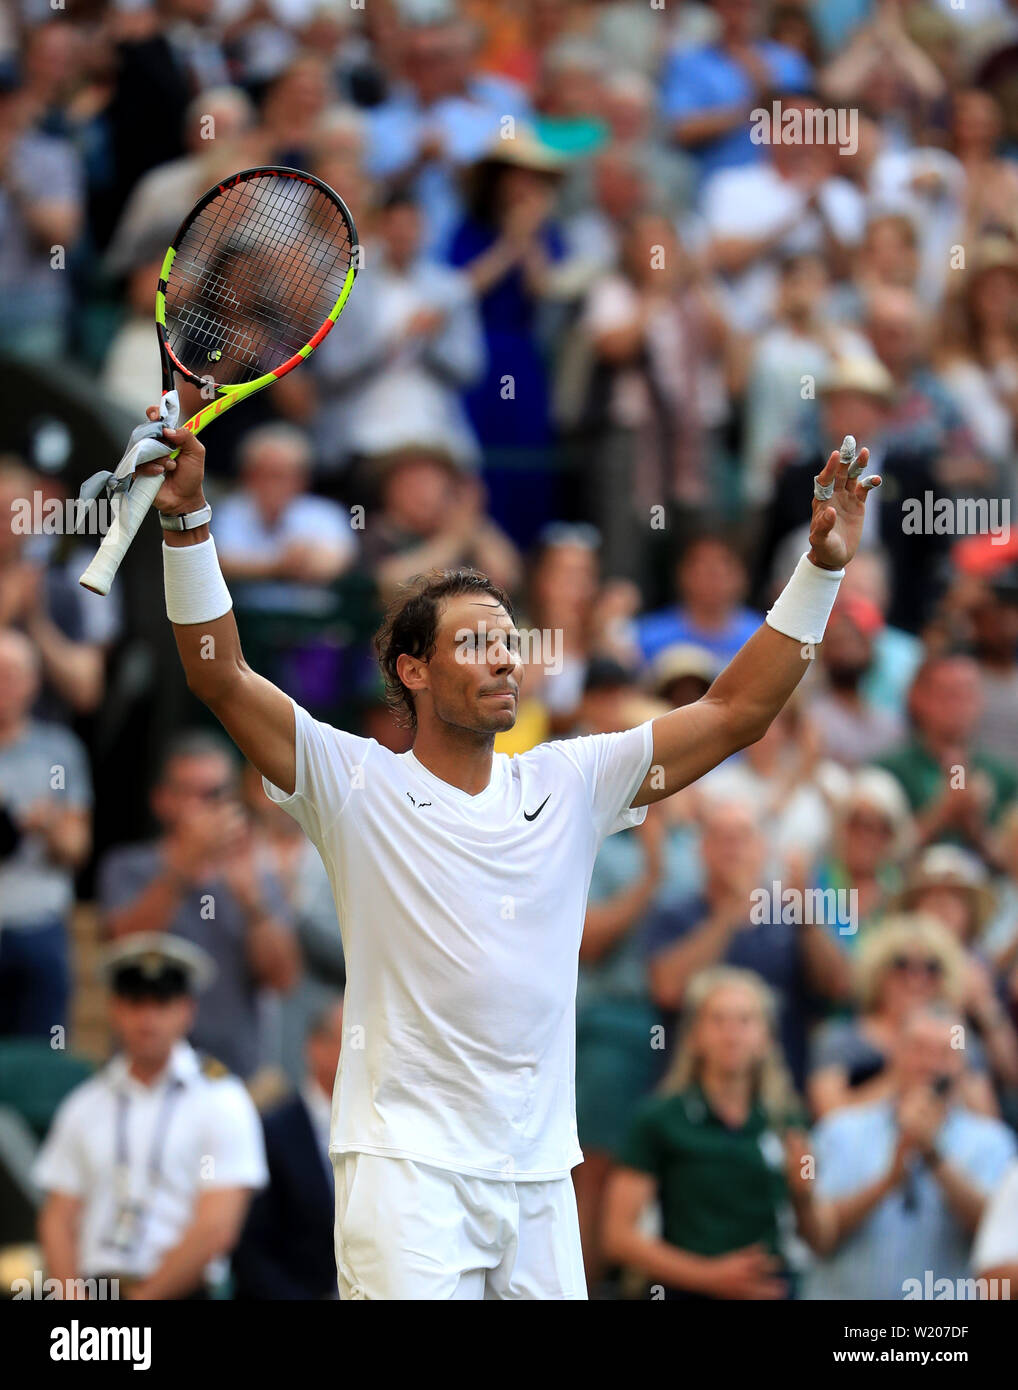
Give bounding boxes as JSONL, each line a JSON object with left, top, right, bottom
{"left": 3, "top": 0, "right": 1018, "bottom": 1301}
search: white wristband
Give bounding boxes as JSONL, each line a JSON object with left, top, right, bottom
{"left": 163, "top": 536, "right": 233, "bottom": 626}
{"left": 765, "top": 551, "right": 844, "bottom": 645}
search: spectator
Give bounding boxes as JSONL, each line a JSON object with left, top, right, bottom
{"left": 603, "top": 966, "right": 824, "bottom": 1299}
{"left": 757, "top": 356, "right": 953, "bottom": 633}
{"left": 837, "top": 547, "right": 922, "bottom": 717}
{"left": 98, "top": 730, "right": 300, "bottom": 1079}
{"left": 100, "top": 239, "right": 167, "bottom": 417}
{"left": 805, "top": 595, "right": 905, "bottom": 767}
{"left": 364, "top": 16, "right": 528, "bottom": 259}
{"left": 863, "top": 285, "right": 988, "bottom": 490}
{"left": 510, "top": 523, "right": 603, "bottom": 739}
{"left": 308, "top": 188, "right": 486, "bottom": 472}
{"left": 983, "top": 802, "right": 1018, "bottom": 980}
{"left": 646, "top": 798, "right": 850, "bottom": 1089}
{"left": 951, "top": 88, "right": 1018, "bottom": 243}
{"left": 0, "top": 460, "right": 107, "bottom": 720}
{"left": 359, "top": 442, "right": 520, "bottom": 604}
{"left": 936, "top": 237, "right": 1018, "bottom": 473}
{"left": 803, "top": 1005, "right": 1016, "bottom": 1301}
{"left": 446, "top": 129, "right": 571, "bottom": 545}
{"left": 104, "top": 0, "right": 230, "bottom": 233}
{"left": 700, "top": 92, "right": 865, "bottom": 334}
{"left": 0, "top": 66, "right": 83, "bottom": 358}
{"left": 215, "top": 425, "right": 357, "bottom": 611}
{"left": 661, "top": 0, "right": 812, "bottom": 183}
{"left": 0, "top": 627, "right": 92, "bottom": 1038}
{"left": 576, "top": 768, "right": 710, "bottom": 1288}
{"left": 257, "top": 54, "right": 333, "bottom": 170}
{"left": 632, "top": 534, "right": 760, "bottom": 667}
{"left": 742, "top": 251, "right": 870, "bottom": 504}
{"left": 104, "top": 85, "right": 259, "bottom": 279}
{"left": 236, "top": 759, "right": 344, "bottom": 1086}
{"left": 214, "top": 423, "right": 359, "bottom": 718}
{"left": 698, "top": 701, "right": 838, "bottom": 869}
{"left": 807, "top": 913, "right": 997, "bottom": 1119}
{"left": 879, "top": 652, "right": 1018, "bottom": 853}
{"left": 576, "top": 211, "right": 733, "bottom": 558}
{"left": 819, "top": 0, "right": 945, "bottom": 131}
{"left": 34, "top": 934, "right": 267, "bottom": 1299}
{"left": 233, "top": 998, "right": 343, "bottom": 1301}
{"left": 808, "top": 767, "right": 915, "bottom": 947}
{"left": 532, "top": 38, "right": 608, "bottom": 157}
{"left": 896, "top": 845, "right": 1018, "bottom": 1097}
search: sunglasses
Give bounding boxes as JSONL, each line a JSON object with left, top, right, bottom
{"left": 890, "top": 955, "right": 943, "bottom": 979}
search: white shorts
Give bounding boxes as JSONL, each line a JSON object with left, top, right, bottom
{"left": 332, "top": 1151, "right": 587, "bottom": 1300}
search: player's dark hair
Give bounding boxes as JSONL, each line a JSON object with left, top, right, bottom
{"left": 375, "top": 568, "right": 515, "bottom": 731}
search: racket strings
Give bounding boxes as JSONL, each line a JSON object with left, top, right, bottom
{"left": 165, "top": 174, "right": 354, "bottom": 386}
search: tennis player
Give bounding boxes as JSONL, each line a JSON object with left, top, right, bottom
{"left": 140, "top": 414, "right": 878, "bottom": 1300}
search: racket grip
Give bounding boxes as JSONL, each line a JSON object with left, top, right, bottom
{"left": 78, "top": 473, "right": 165, "bottom": 595}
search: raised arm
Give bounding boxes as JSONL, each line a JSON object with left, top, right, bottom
{"left": 633, "top": 440, "right": 881, "bottom": 807}
{"left": 135, "top": 415, "right": 297, "bottom": 796}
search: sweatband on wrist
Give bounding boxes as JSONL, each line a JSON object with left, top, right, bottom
{"left": 765, "top": 551, "right": 844, "bottom": 645}
{"left": 163, "top": 536, "right": 233, "bottom": 626}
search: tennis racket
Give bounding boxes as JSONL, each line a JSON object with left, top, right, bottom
{"left": 79, "top": 165, "right": 358, "bottom": 595}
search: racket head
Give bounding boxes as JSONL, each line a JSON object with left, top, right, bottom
{"left": 154, "top": 166, "right": 358, "bottom": 423}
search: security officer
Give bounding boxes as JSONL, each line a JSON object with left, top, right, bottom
{"left": 34, "top": 934, "right": 268, "bottom": 1299}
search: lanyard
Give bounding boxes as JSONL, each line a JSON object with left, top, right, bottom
{"left": 113, "top": 1077, "right": 185, "bottom": 1202}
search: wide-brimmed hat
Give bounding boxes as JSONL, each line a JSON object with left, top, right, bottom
{"left": 819, "top": 355, "right": 896, "bottom": 401}
{"left": 480, "top": 124, "right": 569, "bottom": 175}
{"left": 647, "top": 643, "right": 718, "bottom": 700}
{"left": 894, "top": 845, "right": 997, "bottom": 931}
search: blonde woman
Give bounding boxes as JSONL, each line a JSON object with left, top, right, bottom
{"left": 603, "top": 967, "right": 824, "bottom": 1300}
{"left": 807, "top": 913, "right": 998, "bottom": 1119}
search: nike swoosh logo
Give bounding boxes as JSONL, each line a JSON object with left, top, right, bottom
{"left": 524, "top": 795, "right": 551, "bottom": 822}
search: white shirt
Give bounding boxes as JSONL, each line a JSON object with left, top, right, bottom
{"left": 702, "top": 165, "right": 865, "bottom": 333}
{"left": 33, "top": 1042, "right": 268, "bottom": 1281}
{"left": 972, "top": 1160, "right": 1018, "bottom": 1275}
{"left": 214, "top": 493, "right": 356, "bottom": 617}
{"left": 263, "top": 700, "right": 654, "bottom": 1181}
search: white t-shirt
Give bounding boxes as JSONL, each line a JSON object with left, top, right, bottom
{"left": 702, "top": 165, "right": 865, "bottom": 333}
{"left": 214, "top": 493, "right": 356, "bottom": 616}
{"left": 263, "top": 700, "right": 655, "bottom": 1180}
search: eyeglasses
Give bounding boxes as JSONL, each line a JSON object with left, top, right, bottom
{"left": 889, "top": 955, "right": 943, "bottom": 979}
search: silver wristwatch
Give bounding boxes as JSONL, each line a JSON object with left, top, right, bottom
{"left": 159, "top": 502, "right": 212, "bottom": 532}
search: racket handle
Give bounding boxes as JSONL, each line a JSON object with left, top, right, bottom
{"left": 78, "top": 473, "right": 165, "bottom": 595}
